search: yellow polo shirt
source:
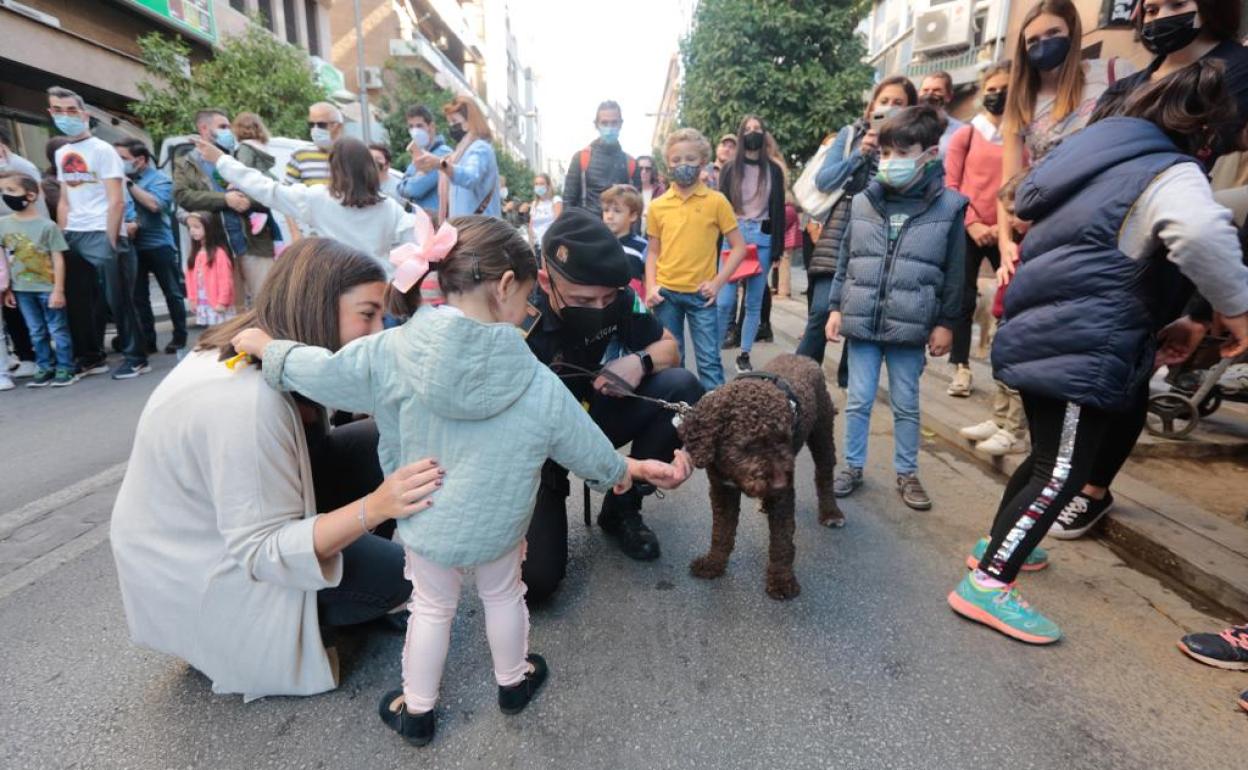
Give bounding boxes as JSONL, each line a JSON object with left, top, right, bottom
{"left": 646, "top": 183, "right": 738, "bottom": 293}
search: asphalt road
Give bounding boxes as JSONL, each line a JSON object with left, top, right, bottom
{"left": 1, "top": 337, "right": 1244, "bottom": 769}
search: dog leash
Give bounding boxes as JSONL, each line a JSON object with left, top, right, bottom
{"left": 547, "top": 361, "right": 696, "bottom": 419}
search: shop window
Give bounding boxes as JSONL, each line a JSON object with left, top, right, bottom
{"left": 257, "top": 0, "right": 274, "bottom": 30}
{"left": 305, "top": 0, "right": 321, "bottom": 55}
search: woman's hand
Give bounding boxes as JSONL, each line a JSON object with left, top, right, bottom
{"left": 825, "top": 311, "right": 843, "bottom": 342}
{"left": 859, "top": 130, "right": 879, "bottom": 155}
{"left": 365, "top": 459, "right": 444, "bottom": 525}
{"left": 230, "top": 328, "right": 274, "bottom": 358}
{"left": 192, "top": 136, "right": 224, "bottom": 164}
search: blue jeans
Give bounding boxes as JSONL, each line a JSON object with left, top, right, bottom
{"left": 717, "top": 219, "right": 771, "bottom": 353}
{"left": 15, "top": 291, "right": 74, "bottom": 371}
{"left": 652, "top": 288, "right": 725, "bottom": 389}
{"left": 796, "top": 273, "right": 834, "bottom": 364}
{"left": 844, "top": 339, "right": 925, "bottom": 475}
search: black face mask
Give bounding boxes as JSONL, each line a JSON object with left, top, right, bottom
{"left": 982, "top": 90, "right": 1007, "bottom": 116}
{"left": 1027, "top": 36, "right": 1071, "bottom": 72}
{"left": 552, "top": 282, "right": 626, "bottom": 348}
{"left": 742, "top": 131, "right": 765, "bottom": 151}
{"left": 448, "top": 124, "right": 467, "bottom": 143}
{"left": 1140, "top": 11, "right": 1201, "bottom": 55}
{"left": 2, "top": 193, "right": 31, "bottom": 212}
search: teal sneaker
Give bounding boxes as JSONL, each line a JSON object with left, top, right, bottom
{"left": 966, "top": 537, "right": 1049, "bottom": 572}
{"left": 947, "top": 573, "right": 1061, "bottom": 645}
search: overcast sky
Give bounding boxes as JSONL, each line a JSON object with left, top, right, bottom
{"left": 509, "top": 0, "right": 695, "bottom": 179}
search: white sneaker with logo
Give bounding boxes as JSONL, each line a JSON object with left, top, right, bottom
{"left": 959, "top": 419, "right": 999, "bottom": 442}
{"left": 975, "top": 429, "right": 1027, "bottom": 457}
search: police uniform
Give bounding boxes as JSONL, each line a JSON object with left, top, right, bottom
{"left": 522, "top": 209, "right": 704, "bottom": 603}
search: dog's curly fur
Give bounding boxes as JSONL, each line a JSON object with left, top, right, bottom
{"left": 678, "top": 354, "right": 842, "bottom": 600}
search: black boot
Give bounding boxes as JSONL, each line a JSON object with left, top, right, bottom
{"left": 498, "top": 653, "right": 550, "bottom": 715}
{"left": 756, "top": 322, "right": 774, "bottom": 343}
{"left": 721, "top": 322, "right": 740, "bottom": 350}
{"left": 598, "top": 487, "right": 661, "bottom": 561}
{"left": 378, "top": 689, "right": 436, "bottom": 746}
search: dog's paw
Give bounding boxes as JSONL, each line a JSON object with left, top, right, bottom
{"left": 765, "top": 572, "right": 801, "bottom": 601}
{"left": 690, "top": 555, "right": 728, "bottom": 580}
{"left": 819, "top": 507, "right": 846, "bottom": 528}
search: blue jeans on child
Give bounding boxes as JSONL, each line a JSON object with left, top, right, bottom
{"left": 716, "top": 219, "right": 771, "bottom": 354}
{"left": 652, "top": 288, "right": 725, "bottom": 390}
{"left": 843, "top": 338, "right": 925, "bottom": 475}
{"left": 15, "top": 291, "right": 74, "bottom": 372}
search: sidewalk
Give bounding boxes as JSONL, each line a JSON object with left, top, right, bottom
{"left": 766, "top": 274, "right": 1248, "bottom": 617}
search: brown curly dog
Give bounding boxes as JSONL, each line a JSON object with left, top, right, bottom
{"left": 677, "top": 354, "right": 843, "bottom": 600}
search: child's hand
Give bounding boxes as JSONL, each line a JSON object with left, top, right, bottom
{"left": 997, "top": 241, "right": 1020, "bottom": 286}
{"left": 928, "top": 326, "right": 952, "bottom": 358}
{"left": 697, "top": 279, "right": 721, "bottom": 306}
{"left": 214, "top": 305, "right": 227, "bottom": 314}
{"left": 2, "top": 291, "right": 14, "bottom": 309}
{"left": 230, "top": 328, "right": 274, "bottom": 358}
{"left": 625, "top": 455, "right": 693, "bottom": 492}
{"left": 48, "top": 290, "right": 65, "bottom": 309}
{"left": 366, "top": 459, "right": 444, "bottom": 523}
{"left": 645, "top": 286, "right": 665, "bottom": 308}
{"left": 825, "top": 311, "right": 843, "bottom": 342}
{"left": 613, "top": 467, "right": 635, "bottom": 495}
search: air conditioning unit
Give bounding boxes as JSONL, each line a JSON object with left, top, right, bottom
{"left": 362, "top": 67, "right": 384, "bottom": 90}
{"left": 913, "top": 0, "right": 975, "bottom": 54}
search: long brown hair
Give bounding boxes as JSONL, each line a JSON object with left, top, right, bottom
{"left": 197, "top": 238, "right": 386, "bottom": 359}
{"left": 726, "top": 115, "right": 786, "bottom": 215}
{"left": 328, "top": 137, "right": 382, "bottom": 208}
{"left": 1116, "top": 59, "right": 1239, "bottom": 156}
{"left": 387, "top": 215, "right": 536, "bottom": 317}
{"left": 187, "top": 212, "right": 228, "bottom": 268}
{"left": 1004, "top": 0, "right": 1085, "bottom": 134}
{"left": 863, "top": 76, "right": 918, "bottom": 122}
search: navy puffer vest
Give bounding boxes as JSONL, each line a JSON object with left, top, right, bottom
{"left": 992, "top": 118, "right": 1190, "bottom": 412}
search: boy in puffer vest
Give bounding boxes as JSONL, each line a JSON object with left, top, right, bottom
{"left": 824, "top": 106, "right": 967, "bottom": 511}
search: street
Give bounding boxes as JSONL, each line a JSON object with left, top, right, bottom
{"left": 0, "top": 335, "right": 1244, "bottom": 770}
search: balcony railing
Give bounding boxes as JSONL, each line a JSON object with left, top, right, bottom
{"left": 906, "top": 43, "right": 996, "bottom": 80}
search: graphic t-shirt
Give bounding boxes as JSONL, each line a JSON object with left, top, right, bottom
{"left": 55, "top": 136, "right": 124, "bottom": 232}
{"left": 0, "top": 215, "right": 69, "bottom": 292}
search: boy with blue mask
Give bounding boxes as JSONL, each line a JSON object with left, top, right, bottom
{"left": 824, "top": 106, "right": 968, "bottom": 510}
{"left": 562, "top": 100, "right": 642, "bottom": 218}
{"left": 399, "top": 104, "right": 453, "bottom": 215}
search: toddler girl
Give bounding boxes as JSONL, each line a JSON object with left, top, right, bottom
{"left": 232, "top": 215, "right": 683, "bottom": 747}
{"left": 184, "top": 212, "right": 235, "bottom": 327}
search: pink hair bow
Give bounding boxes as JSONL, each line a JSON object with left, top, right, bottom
{"left": 389, "top": 212, "right": 458, "bottom": 293}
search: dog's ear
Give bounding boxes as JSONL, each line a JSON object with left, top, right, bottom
{"left": 678, "top": 399, "right": 717, "bottom": 468}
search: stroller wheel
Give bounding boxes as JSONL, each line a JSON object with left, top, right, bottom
{"left": 1146, "top": 392, "right": 1199, "bottom": 439}
{"left": 1197, "top": 389, "right": 1222, "bottom": 418}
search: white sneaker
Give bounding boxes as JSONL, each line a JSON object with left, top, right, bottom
{"left": 959, "top": 419, "right": 999, "bottom": 442}
{"left": 947, "top": 364, "right": 973, "bottom": 397}
{"left": 0, "top": 375, "right": 13, "bottom": 391}
{"left": 10, "top": 360, "right": 37, "bottom": 378}
{"left": 1218, "top": 364, "right": 1248, "bottom": 395}
{"left": 976, "top": 429, "right": 1027, "bottom": 456}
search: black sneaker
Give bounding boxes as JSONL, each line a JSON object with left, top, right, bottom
{"left": 1050, "top": 492, "right": 1114, "bottom": 540}
{"left": 721, "top": 324, "right": 740, "bottom": 350}
{"left": 498, "top": 654, "right": 549, "bottom": 715}
{"left": 756, "top": 322, "right": 774, "bottom": 343}
{"left": 78, "top": 357, "right": 110, "bottom": 377}
{"left": 111, "top": 361, "right": 152, "bottom": 380}
{"left": 598, "top": 488, "right": 660, "bottom": 561}
{"left": 1177, "top": 624, "right": 1248, "bottom": 671}
{"left": 25, "top": 368, "right": 54, "bottom": 388}
{"left": 164, "top": 341, "right": 185, "bottom": 355}
{"left": 735, "top": 352, "right": 753, "bottom": 374}
{"left": 50, "top": 369, "right": 79, "bottom": 388}
{"left": 378, "top": 689, "right": 435, "bottom": 746}
{"left": 897, "top": 473, "right": 932, "bottom": 511}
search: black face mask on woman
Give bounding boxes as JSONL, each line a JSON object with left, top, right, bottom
{"left": 743, "top": 131, "right": 765, "bottom": 151}
{"left": 1027, "top": 36, "right": 1071, "bottom": 72}
{"left": 448, "top": 124, "right": 467, "bottom": 143}
{"left": 982, "top": 90, "right": 1007, "bottom": 116}
{"left": 1140, "top": 11, "right": 1201, "bottom": 55}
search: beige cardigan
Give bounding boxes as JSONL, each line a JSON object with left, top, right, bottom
{"left": 110, "top": 352, "right": 342, "bottom": 702}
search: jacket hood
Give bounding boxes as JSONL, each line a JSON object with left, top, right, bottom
{"left": 1017, "top": 118, "right": 1179, "bottom": 222}
{"left": 401, "top": 306, "right": 539, "bottom": 420}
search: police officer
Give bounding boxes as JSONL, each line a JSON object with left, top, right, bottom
{"left": 524, "top": 209, "right": 703, "bottom": 603}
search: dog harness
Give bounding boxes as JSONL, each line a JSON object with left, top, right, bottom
{"left": 734, "top": 371, "right": 804, "bottom": 452}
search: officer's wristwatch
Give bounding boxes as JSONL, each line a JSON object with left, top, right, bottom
{"left": 637, "top": 350, "right": 654, "bottom": 375}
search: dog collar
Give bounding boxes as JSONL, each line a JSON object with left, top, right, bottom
{"left": 734, "top": 371, "right": 803, "bottom": 452}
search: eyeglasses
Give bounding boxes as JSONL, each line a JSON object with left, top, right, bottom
{"left": 638, "top": 166, "right": 653, "bottom": 172}
{"left": 308, "top": 121, "right": 337, "bottom": 129}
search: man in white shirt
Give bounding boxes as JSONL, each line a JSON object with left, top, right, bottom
{"left": 48, "top": 85, "right": 148, "bottom": 379}
{"left": 919, "top": 72, "right": 967, "bottom": 157}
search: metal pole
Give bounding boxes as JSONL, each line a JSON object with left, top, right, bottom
{"left": 352, "top": 0, "right": 371, "bottom": 143}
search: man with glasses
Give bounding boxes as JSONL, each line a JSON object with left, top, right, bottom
{"left": 562, "top": 100, "right": 642, "bottom": 218}
{"left": 285, "top": 101, "right": 343, "bottom": 188}
{"left": 47, "top": 86, "right": 149, "bottom": 380}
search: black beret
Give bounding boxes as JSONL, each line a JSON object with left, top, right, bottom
{"left": 540, "top": 208, "right": 632, "bottom": 288}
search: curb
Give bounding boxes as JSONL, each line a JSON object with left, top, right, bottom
{"left": 766, "top": 296, "right": 1248, "bottom": 618}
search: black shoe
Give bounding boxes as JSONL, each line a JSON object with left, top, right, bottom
{"left": 1050, "top": 492, "right": 1114, "bottom": 540}
{"left": 721, "top": 324, "right": 740, "bottom": 350}
{"left": 598, "top": 488, "right": 661, "bottom": 561}
{"left": 498, "top": 654, "right": 549, "bottom": 715}
{"left": 378, "top": 689, "right": 436, "bottom": 746}
{"left": 756, "top": 322, "right": 774, "bottom": 343}
{"left": 111, "top": 336, "right": 123, "bottom": 353}
{"left": 735, "top": 352, "right": 753, "bottom": 374}
{"left": 164, "top": 342, "right": 185, "bottom": 355}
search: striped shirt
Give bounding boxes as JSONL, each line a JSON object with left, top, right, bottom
{"left": 285, "top": 146, "right": 331, "bottom": 186}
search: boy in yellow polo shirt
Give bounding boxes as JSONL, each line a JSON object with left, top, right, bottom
{"left": 645, "top": 128, "right": 747, "bottom": 388}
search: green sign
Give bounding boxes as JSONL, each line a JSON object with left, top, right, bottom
{"left": 121, "top": 0, "right": 217, "bottom": 44}
{"left": 312, "top": 58, "right": 347, "bottom": 96}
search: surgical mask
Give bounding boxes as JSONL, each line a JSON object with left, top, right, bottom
{"left": 982, "top": 90, "right": 1007, "bottom": 116}
{"left": 1140, "top": 11, "right": 1200, "bottom": 55}
{"left": 213, "top": 128, "right": 237, "bottom": 152}
{"left": 500, "top": 186, "right": 510, "bottom": 200}
{"left": 1026, "top": 36, "right": 1071, "bottom": 72}
{"left": 534, "top": 184, "right": 548, "bottom": 197}
{"left": 311, "top": 126, "right": 333, "bottom": 148}
{"left": 743, "top": 131, "right": 764, "bottom": 151}
{"left": 877, "top": 151, "right": 932, "bottom": 190}
{"left": 554, "top": 284, "right": 627, "bottom": 348}
{"left": 53, "top": 115, "right": 86, "bottom": 136}
{"left": 2, "top": 193, "right": 32, "bottom": 212}
{"left": 598, "top": 125, "right": 621, "bottom": 143}
{"left": 670, "top": 163, "right": 700, "bottom": 186}
{"left": 123, "top": 160, "right": 138, "bottom": 176}
{"left": 408, "top": 126, "right": 431, "bottom": 149}
{"left": 448, "top": 124, "right": 467, "bottom": 143}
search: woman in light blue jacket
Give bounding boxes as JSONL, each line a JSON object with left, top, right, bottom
{"left": 409, "top": 96, "right": 502, "bottom": 220}
{"left": 233, "top": 216, "right": 686, "bottom": 747}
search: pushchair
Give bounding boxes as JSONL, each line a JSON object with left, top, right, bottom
{"left": 1147, "top": 335, "right": 1248, "bottom": 439}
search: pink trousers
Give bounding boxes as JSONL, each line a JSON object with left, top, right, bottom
{"left": 401, "top": 543, "right": 530, "bottom": 713}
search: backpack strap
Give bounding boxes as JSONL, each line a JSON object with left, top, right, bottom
{"left": 579, "top": 147, "right": 591, "bottom": 207}
{"left": 628, "top": 157, "right": 636, "bottom": 179}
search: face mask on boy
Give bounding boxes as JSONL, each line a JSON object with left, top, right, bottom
{"left": 877, "top": 150, "right": 934, "bottom": 191}
{"left": 670, "top": 163, "right": 700, "bottom": 187}
{"left": 409, "top": 127, "right": 431, "bottom": 149}
{"left": 2, "top": 193, "right": 32, "bottom": 211}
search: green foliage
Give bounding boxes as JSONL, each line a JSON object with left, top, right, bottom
{"left": 678, "top": 0, "right": 873, "bottom": 170}
{"left": 131, "top": 23, "right": 327, "bottom": 148}
{"left": 375, "top": 62, "right": 456, "bottom": 168}
{"left": 494, "top": 144, "right": 537, "bottom": 202}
